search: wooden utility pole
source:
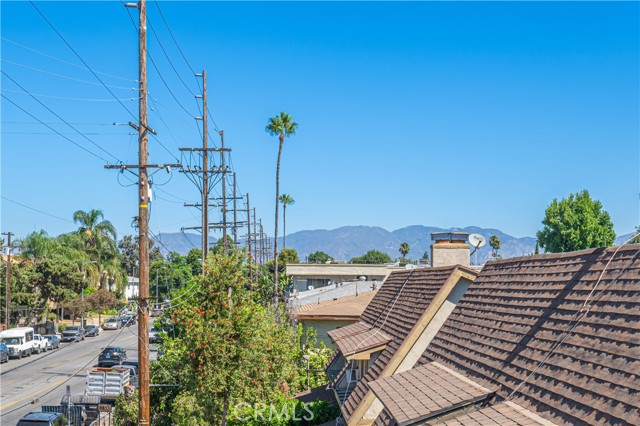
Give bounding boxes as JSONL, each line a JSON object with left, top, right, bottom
{"left": 200, "top": 70, "right": 209, "bottom": 264}
{"left": 2, "top": 232, "right": 13, "bottom": 327}
{"left": 220, "top": 130, "right": 228, "bottom": 249}
{"left": 136, "top": 1, "right": 151, "bottom": 423}
{"left": 233, "top": 172, "right": 238, "bottom": 245}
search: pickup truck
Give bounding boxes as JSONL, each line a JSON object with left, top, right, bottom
{"left": 32, "top": 334, "right": 48, "bottom": 354}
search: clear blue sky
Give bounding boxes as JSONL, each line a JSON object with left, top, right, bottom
{"left": 1, "top": 1, "right": 638, "bottom": 243}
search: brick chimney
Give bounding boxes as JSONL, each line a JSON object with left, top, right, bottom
{"left": 430, "top": 232, "right": 470, "bottom": 267}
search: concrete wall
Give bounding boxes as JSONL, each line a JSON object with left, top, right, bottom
{"left": 301, "top": 319, "right": 357, "bottom": 349}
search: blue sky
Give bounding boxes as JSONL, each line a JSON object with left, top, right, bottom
{"left": 1, "top": 1, "right": 638, "bottom": 243}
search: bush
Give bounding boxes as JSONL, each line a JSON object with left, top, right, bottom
{"left": 57, "top": 323, "right": 66, "bottom": 333}
{"left": 47, "top": 313, "right": 57, "bottom": 321}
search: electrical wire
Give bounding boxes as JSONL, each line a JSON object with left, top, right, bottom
{"left": 2, "top": 88, "right": 139, "bottom": 102}
{"left": 29, "top": 1, "right": 138, "bottom": 121}
{"left": 1, "top": 94, "right": 111, "bottom": 163}
{"left": 1, "top": 195, "right": 75, "bottom": 223}
{"left": 1, "top": 59, "right": 136, "bottom": 90}
{"left": 2, "top": 72, "right": 121, "bottom": 163}
{"left": 1, "top": 36, "right": 136, "bottom": 83}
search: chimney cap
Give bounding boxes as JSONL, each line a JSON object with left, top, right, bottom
{"left": 431, "top": 231, "right": 470, "bottom": 242}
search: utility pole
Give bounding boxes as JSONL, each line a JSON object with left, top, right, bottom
{"left": 137, "top": 0, "right": 151, "bottom": 423}
{"left": 233, "top": 172, "right": 238, "bottom": 245}
{"left": 198, "top": 70, "right": 209, "bottom": 264}
{"left": 2, "top": 232, "right": 13, "bottom": 327}
{"left": 220, "top": 130, "right": 228, "bottom": 249}
{"left": 246, "top": 194, "right": 252, "bottom": 278}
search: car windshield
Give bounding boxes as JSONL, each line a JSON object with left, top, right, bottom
{"left": 65, "top": 326, "right": 80, "bottom": 331}
{"left": 106, "top": 319, "right": 117, "bottom": 323}
{"left": 84, "top": 326, "right": 95, "bottom": 330}
{"left": 3, "top": 337, "right": 23, "bottom": 345}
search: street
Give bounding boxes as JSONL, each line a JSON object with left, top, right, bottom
{"left": 0, "top": 326, "right": 141, "bottom": 425}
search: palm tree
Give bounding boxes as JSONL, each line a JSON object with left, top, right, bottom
{"left": 279, "top": 194, "right": 295, "bottom": 249}
{"left": 399, "top": 242, "right": 410, "bottom": 259}
{"left": 73, "top": 209, "right": 117, "bottom": 249}
{"left": 266, "top": 112, "right": 298, "bottom": 301}
{"left": 489, "top": 235, "right": 501, "bottom": 257}
{"left": 73, "top": 209, "right": 118, "bottom": 289}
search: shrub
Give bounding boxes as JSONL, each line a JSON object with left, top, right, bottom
{"left": 57, "top": 323, "right": 67, "bottom": 333}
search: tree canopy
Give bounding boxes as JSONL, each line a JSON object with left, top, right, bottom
{"left": 351, "top": 250, "right": 392, "bottom": 264}
{"left": 537, "top": 190, "right": 616, "bottom": 253}
{"left": 307, "top": 251, "right": 334, "bottom": 264}
{"left": 399, "top": 242, "right": 410, "bottom": 259}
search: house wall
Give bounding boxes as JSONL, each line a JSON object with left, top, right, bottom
{"left": 302, "top": 319, "right": 357, "bottom": 349}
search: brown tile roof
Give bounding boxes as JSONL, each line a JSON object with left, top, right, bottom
{"left": 433, "top": 402, "right": 558, "bottom": 426}
{"left": 341, "top": 266, "right": 473, "bottom": 418}
{"left": 334, "top": 328, "right": 392, "bottom": 356}
{"left": 291, "top": 291, "right": 378, "bottom": 320}
{"left": 368, "top": 362, "right": 493, "bottom": 426}
{"left": 419, "top": 245, "right": 640, "bottom": 426}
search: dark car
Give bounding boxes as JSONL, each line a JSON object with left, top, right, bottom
{"left": 17, "top": 412, "right": 65, "bottom": 426}
{"left": 148, "top": 326, "right": 161, "bottom": 344}
{"left": 98, "top": 346, "right": 127, "bottom": 367}
{"left": 122, "top": 314, "right": 136, "bottom": 327}
{"left": 60, "top": 325, "right": 85, "bottom": 342}
{"left": 84, "top": 325, "right": 100, "bottom": 337}
{"left": 0, "top": 342, "right": 9, "bottom": 363}
{"left": 42, "top": 335, "right": 60, "bottom": 350}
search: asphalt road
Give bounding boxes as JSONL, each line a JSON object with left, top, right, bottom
{"left": 0, "top": 325, "right": 141, "bottom": 425}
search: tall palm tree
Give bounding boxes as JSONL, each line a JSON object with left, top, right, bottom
{"left": 279, "top": 194, "right": 295, "bottom": 249}
{"left": 266, "top": 112, "right": 298, "bottom": 301}
{"left": 399, "top": 242, "right": 410, "bottom": 259}
{"left": 73, "top": 209, "right": 117, "bottom": 249}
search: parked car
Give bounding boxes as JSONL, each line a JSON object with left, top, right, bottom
{"left": 0, "top": 327, "right": 35, "bottom": 358}
{"left": 101, "top": 317, "right": 121, "bottom": 330}
{"left": 42, "top": 335, "right": 60, "bottom": 350}
{"left": 122, "top": 314, "right": 136, "bottom": 326}
{"left": 98, "top": 346, "right": 127, "bottom": 367}
{"left": 0, "top": 341, "right": 9, "bottom": 363}
{"left": 16, "top": 412, "right": 65, "bottom": 426}
{"left": 84, "top": 325, "right": 100, "bottom": 337}
{"left": 149, "top": 326, "right": 161, "bottom": 344}
{"left": 60, "top": 325, "right": 85, "bottom": 342}
{"left": 32, "top": 334, "right": 48, "bottom": 354}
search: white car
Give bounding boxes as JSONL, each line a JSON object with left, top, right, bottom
{"left": 32, "top": 334, "right": 48, "bottom": 354}
{"left": 102, "top": 318, "right": 120, "bottom": 330}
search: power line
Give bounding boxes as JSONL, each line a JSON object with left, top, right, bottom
{"left": 0, "top": 195, "right": 75, "bottom": 224}
{"left": 2, "top": 88, "right": 139, "bottom": 102}
{"left": 1, "top": 59, "right": 136, "bottom": 90}
{"left": 1, "top": 94, "right": 112, "bottom": 163}
{"left": 29, "top": 1, "right": 138, "bottom": 120}
{"left": 1, "top": 36, "right": 136, "bottom": 83}
{"left": 2, "top": 71, "right": 121, "bottom": 163}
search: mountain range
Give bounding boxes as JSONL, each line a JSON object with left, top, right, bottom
{"left": 155, "top": 226, "right": 634, "bottom": 264}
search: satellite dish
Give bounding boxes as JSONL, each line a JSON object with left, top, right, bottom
{"left": 469, "top": 234, "right": 486, "bottom": 248}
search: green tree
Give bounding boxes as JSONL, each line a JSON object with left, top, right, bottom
{"left": 399, "top": 242, "right": 410, "bottom": 259}
{"left": 421, "top": 251, "right": 430, "bottom": 263}
{"left": 307, "top": 251, "right": 334, "bottom": 264}
{"left": 537, "top": 190, "right": 616, "bottom": 253}
{"left": 266, "top": 112, "right": 298, "bottom": 301}
{"left": 534, "top": 241, "right": 540, "bottom": 254}
{"left": 118, "top": 234, "right": 163, "bottom": 274}
{"left": 152, "top": 250, "right": 297, "bottom": 425}
{"left": 350, "top": 250, "right": 392, "bottom": 264}
{"left": 279, "top": 194, "right": 295, "bottom": 249}
{"left": 629, "top": 226, "right": 640, "bottom": 244}
{"left": 86, "top": 288, "right": 118, "bottom": 324}
{"left": 489, "top": 235, "right": 501, "bottom": 257}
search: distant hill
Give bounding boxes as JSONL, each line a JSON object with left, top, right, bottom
{"left": 157, "top": 225, "right": 536, "bottom": 264}
{"left": 157, "top": 227, "right": 635, "bottom": 264}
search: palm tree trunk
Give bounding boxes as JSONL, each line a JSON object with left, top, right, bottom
{"left": 283, "top": 204, "right": 287, "bottom": 249}
{"left": 273, "top": 135, "right": 284, "bottom": 303}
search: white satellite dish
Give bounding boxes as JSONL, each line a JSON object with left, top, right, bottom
{"left": 468, "top": 234, "right": 486, "bottom": 264}
{"left": 469, "top": 233, "right": 486, "bottom": 248}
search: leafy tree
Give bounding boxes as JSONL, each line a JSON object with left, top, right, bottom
{"left": 266, "top": 112, "right": 299, "bottom": 301}
{"left": 118, "top": 234, "right": 163, "bottom": 274}
{"left": 489, "top": 235, "right": 501, "bottom": 257}
{"left": 399, "top": 242, "right": 410, "bottom": 259}
{"left": 279, "top": 194, "right": 295, "bottom": 248}
{"left": 307, "top": 251, "right": 334, "bottom": 264}
{"left": 350, "top": 250, "right": 392, "bottom": 264}
{"left": 86, "top": 288, "right": 118, "bottom": 324}
{"left": 210, "top": 236, "right": 234, "bottom": 256}
{"left": 421, "top": 251, "right": 430, "bottom": 263}
{"left": 185, "top": 248, "right": 203, "bottom": 276}
{"left": 629, "top": 226, "right": 640, "bottom": 244}
{"left": 151, "top": 250, "right": 297, "bottom": 425}
{"left": 537, "top": 190, "right": 616, "bottom": 253}
{"left": 534, "top": 241, "right": 540, "bottom": 255}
